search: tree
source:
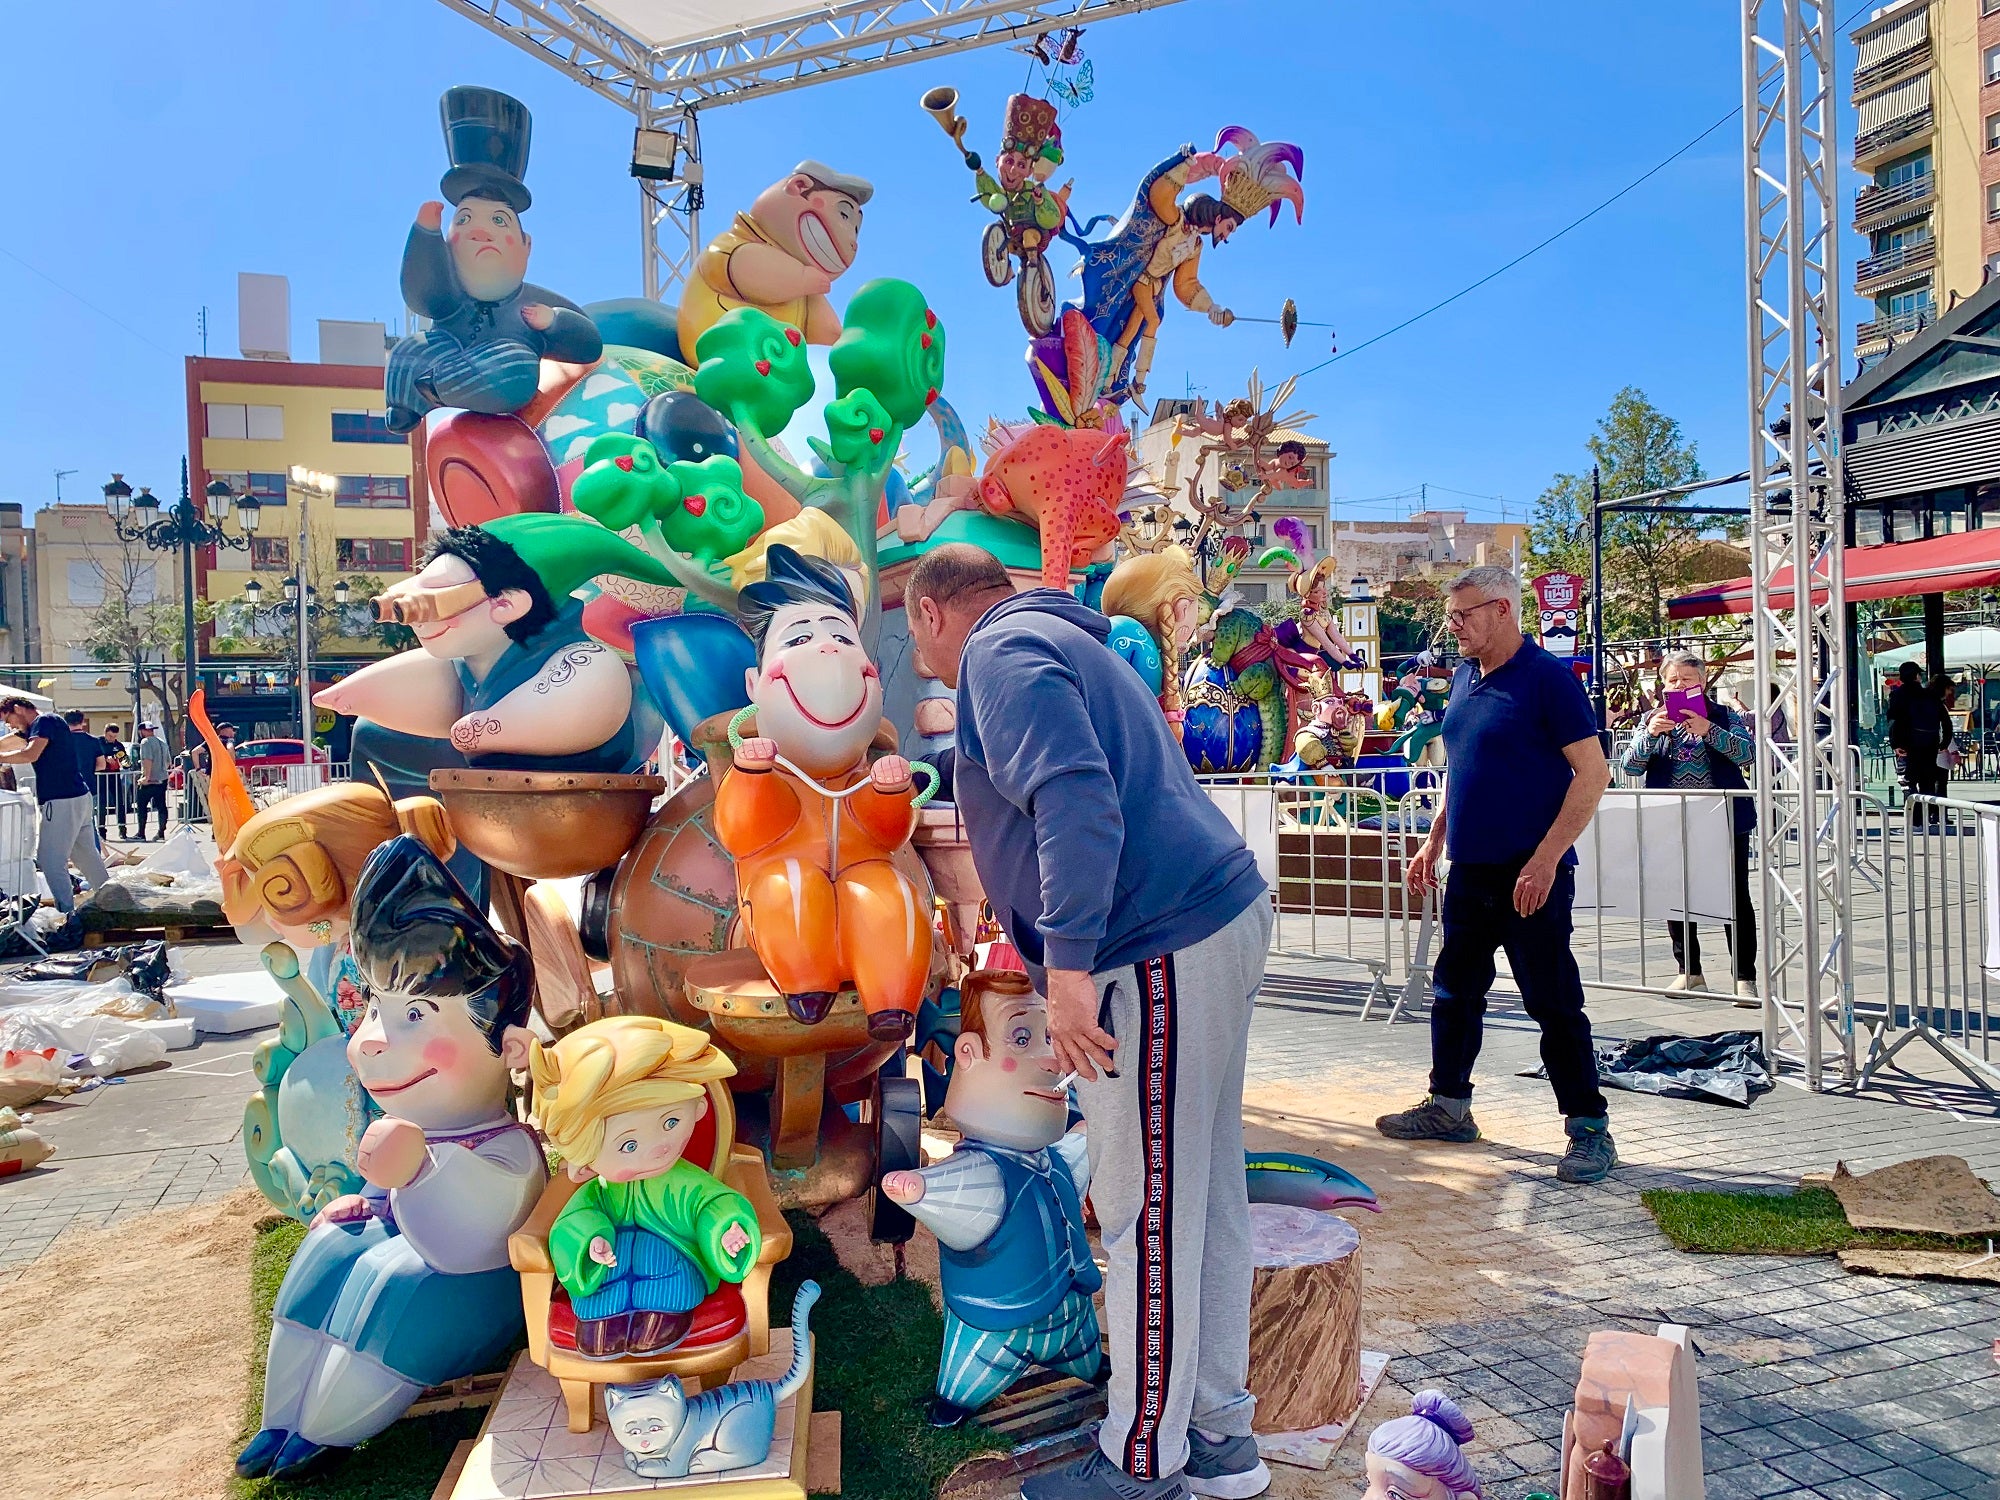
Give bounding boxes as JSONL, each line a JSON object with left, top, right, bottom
{"left": 76, "top": 535, "right": 213, "bottom": 750}
{"left": 1380, "top": 578, "right": 1447, "bottom": 660}
{"left": 1527, "top": 387, "right": 1731, "bottom": 643}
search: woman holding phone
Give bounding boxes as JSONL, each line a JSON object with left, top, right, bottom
{"left": 1620, "top": 652, "right": 1759, "bottom": 1005}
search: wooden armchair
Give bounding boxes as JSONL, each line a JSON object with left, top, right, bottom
{"left": 508, "top": 1078, "right": 793, "bottom": 1433}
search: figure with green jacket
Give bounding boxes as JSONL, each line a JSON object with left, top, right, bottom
{"left": 530, "top": 1016, "right": 760, "bottom": 1361}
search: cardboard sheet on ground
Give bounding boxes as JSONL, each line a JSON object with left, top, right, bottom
{"left": 1254, "top": 1350, "right": 1390, "bottom": 1470}
{"left": 1573, "top": 793, "right": 1734, "bottom": 922}
{"left": 1838, "top": 1246, "right": 2000, "bottom": 1284}
{"left": 1829, "top": 1154, "right": 2000, "bottom": 1236}
{"left": 1205, "top": 785, "right": 1279, "bottom": 889}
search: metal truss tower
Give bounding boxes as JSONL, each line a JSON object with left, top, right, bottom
{"left": 434, "top": 0, "right": 1186, "bottom": 298}
{"left": 1741, "top": 0, "right": 1852, "bottom": 1091}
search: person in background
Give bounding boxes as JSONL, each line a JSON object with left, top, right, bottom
{"left": 1620, "top": 653, "right": 1759, "bottom": 1006}
{"left": 1886, "top": 661, "right": 1952, "bottom": 826}
{"left": 1377, "top": 565, "right": 1618, "bottom": 1185}
{"left": 97, "top": 723, "right": 132, "bottom": 840}
{"left": 906, "top": 543, "right": 1273, "bottom": 1500}
{"left": 0, "top": 697, "right": 111, "bottom": 912}
{"left": 134, "top": 721, "right": 171, "bottom": 841}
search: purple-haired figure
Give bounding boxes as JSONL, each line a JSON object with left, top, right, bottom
{"left": 1362, "top": 1391, "right": 1484, "bottom": 1500}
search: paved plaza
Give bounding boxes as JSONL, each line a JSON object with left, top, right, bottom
{"left": 2, "top": 936, "right": 1997, "bottom": 1498}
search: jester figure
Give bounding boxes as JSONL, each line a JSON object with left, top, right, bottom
{"left": 1070, "top": 127, "right": 1304, "bottom": 406}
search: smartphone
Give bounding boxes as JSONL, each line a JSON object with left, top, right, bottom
{"left": 1664, "top": 687, "right": 1705, "bottom": 723}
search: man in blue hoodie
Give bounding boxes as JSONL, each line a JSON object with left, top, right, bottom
{"left": 906, "top": 544, "right": 1272, "bottom": 1500}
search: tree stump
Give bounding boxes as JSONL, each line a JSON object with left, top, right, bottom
{"left": 1247, "top": 1205, "right": 1363, "bottom": 1433}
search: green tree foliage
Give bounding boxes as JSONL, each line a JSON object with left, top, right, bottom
{"left": 828, "top": 280, "right": 946, "bottom": 429}
{"left": 1380, "top": 577, "right": 1447, "bottom": 660}
{"left": 693, "top": 310, "right": 815, "bottom": 435}
{"left": 1527, "top": 387, "right": 1730, "bottom": 643}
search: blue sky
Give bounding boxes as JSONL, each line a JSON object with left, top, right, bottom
{"left": 0, "top": 0, "right": 1849, "bottom": 527}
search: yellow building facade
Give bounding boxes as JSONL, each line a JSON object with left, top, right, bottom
{"left": 185, "top": 356, "right": 421, "bottom": 660}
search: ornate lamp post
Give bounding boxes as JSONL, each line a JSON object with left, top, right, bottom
{"left": 243, "top": 568, "right": 350, "bottom": 746}
{"left": 103, "top": 458, "right": 257, "bottom": 726}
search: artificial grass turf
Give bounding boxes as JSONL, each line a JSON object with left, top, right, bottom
{"left": 1641, "top": 1186, "right": 1991, "bottom": 1257}
{"left": 231, "top": 1208, "right": 998, "bottom": 1500}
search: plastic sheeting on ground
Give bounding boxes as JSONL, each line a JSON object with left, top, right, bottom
{"left": 0, "top": 977, "right": 195, "bottom": 1075}
{"left": 1526, "top": 1029, "right": 1774, "bottom": 1108}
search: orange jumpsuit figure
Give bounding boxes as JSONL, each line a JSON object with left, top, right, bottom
{"left": 715, "top": 545, "right": 932, "bottom": 1042}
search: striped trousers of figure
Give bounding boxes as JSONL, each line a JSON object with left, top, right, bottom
{"left": 385, "top": 329, "right": 542, "bottom": 420}
{"left": 936, "top": 1289, "right": 1103, "bottom": 1410}
{"left": 1075, "top": 899, "right": 1273, "bottom": 1482}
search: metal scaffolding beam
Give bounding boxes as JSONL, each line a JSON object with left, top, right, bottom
{"left": 1741, "top": 0, "right": 1852, "bottom": 1091}
{"left": 433, "top": 0, "right": 1187, "bottom": 295}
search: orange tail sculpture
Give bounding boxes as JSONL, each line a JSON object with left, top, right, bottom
{"left": 190, "top": 688, "right": 255, "bottom": 852}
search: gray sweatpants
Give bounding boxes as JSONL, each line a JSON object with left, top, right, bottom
{"left": 38, "top": 792, "right": 109, "bottom": 913}
{"left": 1077, "top": 896, "right": 1273, "bottom": 1481}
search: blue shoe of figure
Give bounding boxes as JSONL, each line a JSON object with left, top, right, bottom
{"left": 234, "top": 1427, "right": 290, "bottom": 1479}
{"left": 268, "top": 1433, "right": 332, "bottom": 1480}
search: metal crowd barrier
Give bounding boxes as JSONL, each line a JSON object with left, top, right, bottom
{"left": 1197, "top": 767, "right": 1443, "bottom": 1023}
{"left": 1874, "top": 794, "right": 2000, "bottom": 1096}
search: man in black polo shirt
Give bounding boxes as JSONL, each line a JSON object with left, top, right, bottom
{"left": 1376, "top": 565, "right": 1618, "bottom": 1184}
{"left": 0, "top": 697, "right": 111, "bottom": 913}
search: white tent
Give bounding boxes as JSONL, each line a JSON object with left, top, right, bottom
{"left": 1871, "top": 627, "right": 2000, "bottom": 671}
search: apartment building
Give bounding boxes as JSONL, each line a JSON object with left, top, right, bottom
{"left": 1327, "top": 511, "right": 1527, "bottom": 591}
{"left": 32, "top": 499, "right": 163, "bottom": 725}
{"left": 1849, "top": 0, "right": 2000, "bottom": 364}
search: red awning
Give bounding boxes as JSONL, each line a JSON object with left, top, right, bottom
{"left": 1667, "top": 529, "right": 2000, "bottom": 619}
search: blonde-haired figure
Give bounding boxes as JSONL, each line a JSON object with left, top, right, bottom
{"left": 531, "top": 1016, "right": 761, "bottom": 1360}
{"left": 1100, "top": 547, "right": 1203, "bottom": 738}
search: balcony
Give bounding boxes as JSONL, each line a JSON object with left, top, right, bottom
{"left": 1856, "top": 306, "right": 1934, "bottom": 347}
{"left": 1854, "top": 107, "right": 1934, "bottom": 167}
{"left": 1854, "top": 238, "right": 1936, "bottom": 293}
{"left": 1853, "top": 34, "right": 1931, "bottom": 95}
{"left": 1854, "top": 174, "right": 1934, "bottom": 232}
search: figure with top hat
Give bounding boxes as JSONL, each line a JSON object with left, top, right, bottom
{"left": 384, "top": 86, "right": 602, "bottom": 434}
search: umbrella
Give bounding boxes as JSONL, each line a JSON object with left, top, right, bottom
{"left": 1871, "top": 626, "right": 2000, "bottom": 670}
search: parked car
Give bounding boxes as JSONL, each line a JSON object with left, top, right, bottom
{"left": 232, "top": 739, "right": 332, "bottom": 773}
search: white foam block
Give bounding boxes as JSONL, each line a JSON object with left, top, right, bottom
{"left": 134, "top": 1015, "right": 198, "bottom": 1050}
{"left": 167, "top": 968, "right": 286, "bottom": 1037}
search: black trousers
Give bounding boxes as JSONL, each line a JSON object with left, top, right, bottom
{"left": 136, "top": 782, "right": 168, "bottom": 838}
{"left": 1668, "top": 825, "right": 1757, "bottom": 982}
{"left": 1901, "top": 743, "right": 1948, "bottom": 821}
{"left": 1429, "top": 860, "right": 1608, "bottom": 1119}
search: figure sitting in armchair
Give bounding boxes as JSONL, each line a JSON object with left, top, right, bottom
{"left": 511, "top": 1024, "right": 792, "bottom": 1434}
{"left": 530, "top": 1016, "right": 758, "bottom": 1361}
{"left": 882, "top": 971, "right": 1103, "bottom": 1428}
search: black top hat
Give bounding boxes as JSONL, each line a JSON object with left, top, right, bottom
{"left": 439, "top": 86, "right": 533, "bottom": 213}
{"left": 350, "top": 835, "right": 534, "bottom": 1050}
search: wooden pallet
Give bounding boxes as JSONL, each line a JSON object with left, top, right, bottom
{"left": 406, "top": 1368, "right": 509, "bottom": 1418}
{"left": 82, "top": 923, "right": 236, "bottom": 949}
{"left": 939, "top": 1369, "right": 1108, "bottom": 1496}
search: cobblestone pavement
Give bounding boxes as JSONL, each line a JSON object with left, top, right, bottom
{"left": 1253, "top": 962, "right": 2000, "bottom": 1500}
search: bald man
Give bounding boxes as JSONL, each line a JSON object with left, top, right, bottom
{"left": 906, "top": 543, "right": 1272, "bottom": 1500}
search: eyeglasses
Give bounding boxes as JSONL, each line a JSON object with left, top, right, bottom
{"left": 374, "top": 580, "right": 490, "bottom": 625}
{"left": 1446, "top": 599, "right": 1507, "bottom": 629}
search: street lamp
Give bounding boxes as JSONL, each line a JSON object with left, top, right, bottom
{"left": 104, "top": 459, "right": 257, "bottom": 747}
{"left": 283, "top": 468, "right": 339, "bottom": 745}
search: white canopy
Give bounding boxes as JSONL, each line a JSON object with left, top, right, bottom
{"left": 584, "top": 1, "right": 829, "bottom": 48}
{"left": 1871, "top": 626, "right": 2000, "bottom": 670}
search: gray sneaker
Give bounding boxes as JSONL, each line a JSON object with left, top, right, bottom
{"left": 1186, "top": 1430, "right": 1270, "bottom": 1499}
{"left": 1374, "top": 1095, "right": 1480, "bottom": 1143}
{"left": 1022, "top": 1449, "right": 1188, "bottom": 1500}
{"left": 1557, "top": 1119, "right": 1619, "bottom": 1184}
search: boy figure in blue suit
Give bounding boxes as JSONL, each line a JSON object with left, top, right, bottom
{"left": 883, "top": 972, "right": 1103, "bottom": 1428}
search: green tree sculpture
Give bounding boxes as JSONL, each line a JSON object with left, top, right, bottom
{"left": 694, "top": 279, "right": 947, "bottom": 643}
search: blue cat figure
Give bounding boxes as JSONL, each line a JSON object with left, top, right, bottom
{"left": 605, "top": 1281, "right": 820, "bottom": 1479}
